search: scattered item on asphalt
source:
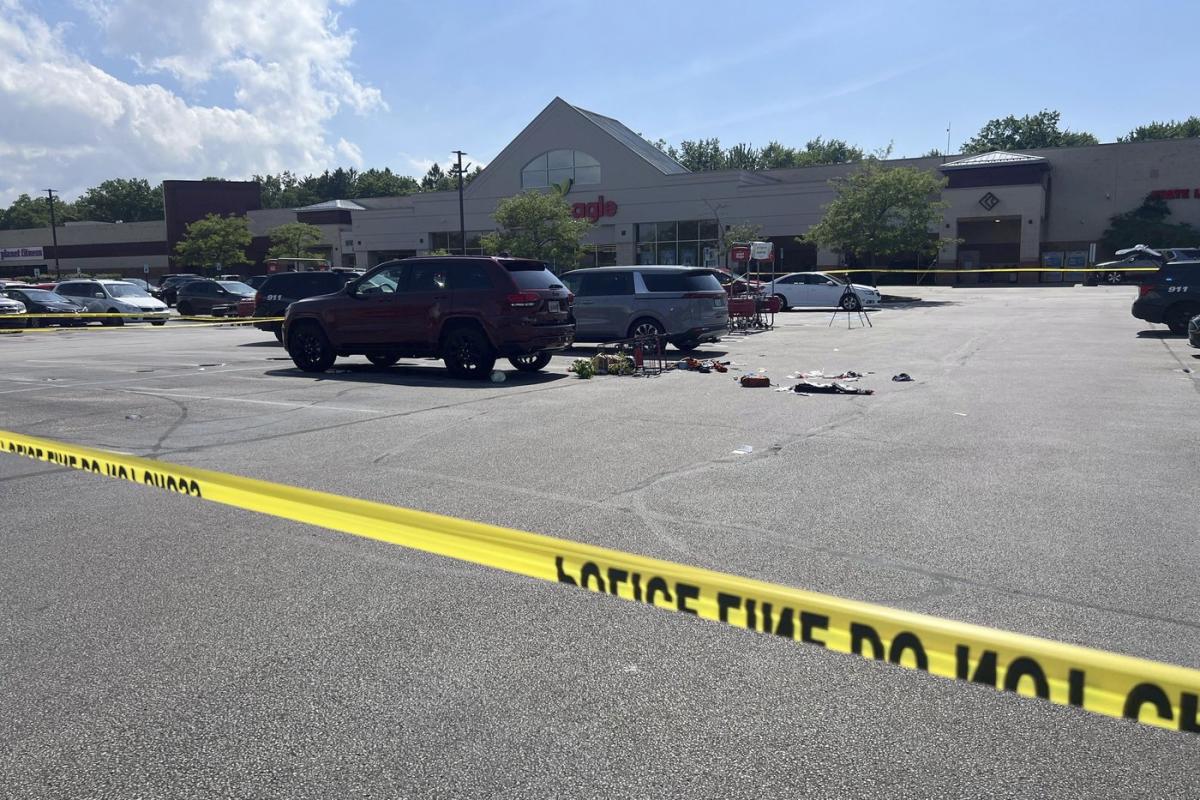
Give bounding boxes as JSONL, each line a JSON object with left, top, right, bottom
{"left": 568, "top": 358, "right": 595, "bottom": 379}
{"left": 892, "top": 373, "right": 913, "bottom": 382}
{"left": 680, "top": 357, "right": 729, "bottom": 373}
{"left": 791, "top": 381, "right": 874, "bottom": 396}
{"left": 954, "top": 412, "right": 968, "bottom": 416}
{"left": 731, "top": 445, "right": 754, "bottom": 455}
{"left": 739, "top": 374, "right": 771, "bottom": 387}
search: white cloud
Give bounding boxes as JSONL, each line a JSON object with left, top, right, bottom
{"left": 0, "top": 0, "right": 382, "bottom": 202}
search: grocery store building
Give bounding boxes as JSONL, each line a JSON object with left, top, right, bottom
{"left": 4, "top": 96, "right": 1200, "bottom": 284}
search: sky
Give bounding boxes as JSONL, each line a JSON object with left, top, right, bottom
{"left": 2, "top": 0, "right": 1198, "bottom": 205}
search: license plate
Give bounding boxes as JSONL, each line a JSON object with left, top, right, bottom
{"left": 548, "top": 301, "right": 561, "bottom": 312}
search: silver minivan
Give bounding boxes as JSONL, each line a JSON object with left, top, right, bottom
{"left": 560, "top": 266, "right": 728, "bottom": 350}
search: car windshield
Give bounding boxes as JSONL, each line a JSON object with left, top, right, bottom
{"left": 17, "top": 289, "right": 63, "bottom": 302}
{"left": 218, "top": 281, "right": 255, "bottom": 295}
{"left": 106, "top": 283, "right": 150, "bottom": 298}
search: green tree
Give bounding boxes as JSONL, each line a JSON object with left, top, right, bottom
{"left": 962, "top": 110, "right": 1098, "bottom": 154}
{"left": 805, "top": 158, "right": 952, "bottom": 266}
{"left": 795, "top": 137, "right": 864, "bottom": 166}
{"left": 0, "top": 193, "right": 80, "bottom": 230}
{"left": 676, "top": 138, "right": 726, "bottom": 171}
{"left": 480, "top": 191, "right": 591, "bottom": 269}
{"left": 420, "top": 163, "right": 454, "bottom": 192}
{"left": 721, "top": 222, "right": 765, "bottom": 258}
{"left": 1119, "top": 117, "right": 1200, "bottom": 142}
{"left": 76, "top": 178, "right": 163, "bottom": 222}
{"left": 174, "top": 214, "right": 252, "bottom": 272}
{"left": 353, "top": 167, "right": 420, "bottom": 198}
{"left": 1099, "top": 195, "right": 1200, "bottom": 257}
{"left": 266, "top": 222, "right": 324, "bottom": 259}
{"left": 254, "top": 172, "right": 316, "bottom": 209}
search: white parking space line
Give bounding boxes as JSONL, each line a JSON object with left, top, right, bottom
{"left": 121, "top": 388, "right": 378, "bottom": 413}
{"left": 0, "top": 364, "right": 272, "bottom": 395}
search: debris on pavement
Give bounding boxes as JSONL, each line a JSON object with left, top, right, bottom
{"left": 731, "top": 445, "right": 754, "bottom": 455}
{"left": 790, "top": 381, "right": 874, "bottom": 396}
{"left": 892, "top": 373, "right": 913, "bottom": 382}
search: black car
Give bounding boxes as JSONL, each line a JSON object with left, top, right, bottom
{"left": 1188, "top": 313, "right": 1200, "bottom": 348}
{"left": 153, "top": 273, "right": 202, "bottom": 306}
{"left": 0, "top": 287, "right": 85, "bottom": 327}
{"left": 1131, "top": 260, "right": 1200, "bottom": 333}
{"left": 254, "top": 271, "right": 354, "bottom": 340}
{"left": 1087, "top": 246, "right": 1200, "bottom": 286}
{"left": 175, "top": 279, "right": 256, "bottom": 316}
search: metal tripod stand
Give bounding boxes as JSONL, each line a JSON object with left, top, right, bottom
{"left": 828, "top": 279, "right": 872, "bottom": 329}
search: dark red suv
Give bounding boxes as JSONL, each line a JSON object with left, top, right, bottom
{"left": 283, "top": 256, "right": 575, "bottom": 378}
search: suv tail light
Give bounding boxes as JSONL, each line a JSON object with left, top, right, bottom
{"left": 567, "top": 292, "right": 575, "bottom": 307}
{"left": 255, "top": 291, "right": 264, "bottom": 305}
{"left": 505, "top": 292, "right": 541, "bottom": 309}
{"left": 1138, "top": 284, "right": 1153, "bottom": 297}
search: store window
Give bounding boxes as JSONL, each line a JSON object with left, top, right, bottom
{"left": 521, "top": 150, "right": 601, "bottom": 189}
{"left": 579, "top": 245, "right": 618, "bottom": 268}
{"left": 428, "top": 231, "right": 487, "bottom": 255}
{"left": 635, "top": 220, "right": 719, "bottom": 267}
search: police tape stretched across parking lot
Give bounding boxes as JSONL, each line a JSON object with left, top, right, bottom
{"left": 2, "top": 427, "right": 1199, "bottom": 736}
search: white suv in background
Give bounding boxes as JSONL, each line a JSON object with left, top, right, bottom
{"left": 54, "top": 279, "right": 168, "bottom": 326}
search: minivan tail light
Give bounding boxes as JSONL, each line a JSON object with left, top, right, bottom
{"left": 505, "top": 292, "right": 540, "bottom": 309}
{"left": 1138, "top": 284, "right": 1153, "bottom": 297}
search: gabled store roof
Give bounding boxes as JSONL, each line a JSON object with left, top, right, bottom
{"left": 296, "top": 199, "right": 367, "bottom": 211}
{"left": 570, "top": 104, "right": 690, "bottom": 175}
{"left": 939, "top": 150, "right": 1048, "bottom": 170}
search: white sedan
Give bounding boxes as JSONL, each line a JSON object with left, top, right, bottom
{"left": 767, "top": 272, "right": 881, "bottom": 310}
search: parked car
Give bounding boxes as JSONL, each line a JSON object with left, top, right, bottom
{"left": 0, "top": 293, "right": 26, "bottom": 323}
{"left": 283, "top": 256, "right": 574, "bottom": 377}
{"left": 254, "top": 271, "right": 356, "bottom": 340}
{"left": 122, "top": 277, "right": 152, "bottom": 292}
{"left": 559, "top": 266, "right": 728, "bottom": 351}
{"left": 153, "top": 273, "right": 202, "bottom": 305}
{"left": 175, "top": 280, "right": 257, "bottom": 316}
{"left": 1131, "top": 257, "right": 1200, "bottom": 333}
{"left": 1086, "top": 245, "right": 1200, "bottom": 286}
{"left": 710, "top": 269, "right": 767, "bottom": 296}
{"left": 765, "top": 271, "right": 881, "bottom": 311}
{"left": 54, "top": 279, "right": 168, "bottom": 325}
{"left": 1189, "top": 313, "right": 1200, "bottom": 348}
{"left": 1, "top": 287, "right": 84, "bottom": 327}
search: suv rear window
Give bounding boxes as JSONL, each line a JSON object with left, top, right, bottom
{"left": 640, "top": 271, "right": 724, "bottom": 293}
{"left": 504, "top": 260, "right": 564, "bottom": 290}
{"left": 262, "top": 272, "right": 344, "bottom": 296}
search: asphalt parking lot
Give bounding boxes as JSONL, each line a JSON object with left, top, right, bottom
{"left": 2, "top": 285, "right": 1198, "bottom": 798}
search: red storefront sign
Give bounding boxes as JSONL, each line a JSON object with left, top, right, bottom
{"left": 571, "top": 196, "right": 618, "bottom": 222}
{"left": 1149, "top": 188, "right": 1196, "bottom": 200}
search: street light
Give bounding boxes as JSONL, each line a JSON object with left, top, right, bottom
{"left": 44, "top": 189, "right": 62, "bottom": 280}
{"left": 452, "top": 150, "right": 470, "bottom": 255}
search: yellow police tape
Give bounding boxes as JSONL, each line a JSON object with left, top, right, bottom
{"left": 2, "top": 426, "right": 1197, "bottom": 734}
{"left": 0, "top": 316, "right": 284, "bottom": 334}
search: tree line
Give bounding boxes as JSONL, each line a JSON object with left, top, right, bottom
{"left": 0, "top": 163, "right": 482, "bottom": 231}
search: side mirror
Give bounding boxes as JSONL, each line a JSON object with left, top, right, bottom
{"left": 825, "top": 280, "right": 837, "bottom": 286}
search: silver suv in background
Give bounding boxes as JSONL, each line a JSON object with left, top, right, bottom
{"left": 560, "top": 266, "right": 728, "bottom": 350}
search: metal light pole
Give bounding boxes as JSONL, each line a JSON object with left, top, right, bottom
{"left": 44, "top": 189, "right": 62, "bottom": 280}
{"left": 453, "top": 150, "right": 468, "bottom": 255}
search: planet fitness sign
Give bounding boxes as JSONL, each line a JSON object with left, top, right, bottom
{"left": 0, "top": 246, "right": 44, "bottom": 261}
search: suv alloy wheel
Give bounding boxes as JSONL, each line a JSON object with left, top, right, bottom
{"left": 288, "top": 322, "right": 337, "bottom": 372}
{"left": 508, "top": 352, "right": 552, "bottom": 372}
{"left": 442, "top": 326, "right": 496, "bottom": 379}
